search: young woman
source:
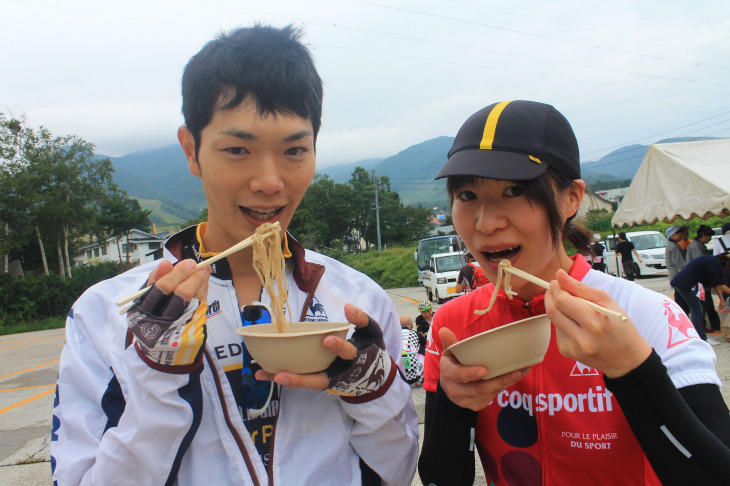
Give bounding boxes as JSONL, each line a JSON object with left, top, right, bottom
{"left": 418, "top": 100, "right": 730, "bottom": 486}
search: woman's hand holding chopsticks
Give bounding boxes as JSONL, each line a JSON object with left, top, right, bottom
{"left": 545, "top": 269, "right": 652, "bottom": 379}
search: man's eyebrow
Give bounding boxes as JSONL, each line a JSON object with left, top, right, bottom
{"left": 219, "top": 129, "right": 256, "bottom": 140}
{"left": 283, "top": 130, "right": 313, "bottom": 143}
{"left": 217, "top": 129, "right": 313, "bottom": 143}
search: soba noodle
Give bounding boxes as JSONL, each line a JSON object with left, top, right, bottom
{"left": 474, "top": 259, "right": 517, "bottom": 315}
{"left": 251, "top": 222, "right": 291, "bottom": 333}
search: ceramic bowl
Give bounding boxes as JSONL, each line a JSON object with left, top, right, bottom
{"left": 447, "top": 314, "right": 551, "bottom": 378}
{"left": 235, "top": 321, "right": 353, "bottom": 374}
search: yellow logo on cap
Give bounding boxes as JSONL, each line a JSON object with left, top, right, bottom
{"left": 480, "top": 101, "right": 512, "bottom": 150}
{"left": 528, "top": 155, "right": 541, "bottom": 164}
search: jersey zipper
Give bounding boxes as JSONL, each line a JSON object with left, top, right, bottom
{"left": 205, "top": 350, "right": 263, "bottom": 486}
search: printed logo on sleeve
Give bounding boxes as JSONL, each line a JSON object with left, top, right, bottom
{"left": 662, "top": 300, "right": 697, "bottom": 348}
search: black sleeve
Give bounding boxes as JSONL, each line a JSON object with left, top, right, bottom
{"left": 604, "top": 350, "right": 730, "bottom": 485}
{"left": 418, "top": 385, "right": 479, "bottom": 486}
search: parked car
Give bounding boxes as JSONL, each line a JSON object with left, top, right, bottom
{"left": 422, "top": 251, "right": 466, "bottom": 303}
{"left": 603, "top": 231, "right": 668, "bottom": 278}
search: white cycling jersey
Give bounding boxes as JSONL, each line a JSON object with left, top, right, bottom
{"left": 51, "top": 226, "right": 419, "bottom": 486}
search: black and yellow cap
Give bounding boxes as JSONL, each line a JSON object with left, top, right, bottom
{"left": 436, "top": 100, "right": 580, "bottom": 181}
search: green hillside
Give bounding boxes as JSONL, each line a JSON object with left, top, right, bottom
{"left": 137, "top": 198, "right": 200, "bottom": 232}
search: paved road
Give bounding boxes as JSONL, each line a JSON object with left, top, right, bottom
{"left": 2, "top": 276, "right": 729, "bottom": 485}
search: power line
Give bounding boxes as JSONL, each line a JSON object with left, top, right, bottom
{"left": 581, "top": 111, "right": 730, "bottom": 158}
{"left": 446, "top": 0, "right": 730, "bottom": 60}
{"left": 318, "top": 43, "right": 701, "bottom": 95}
{"left": 12, "top": 0, "right": 728, "bottom": 91}
{"left": 348, "top": 0, "right": 728, "bottom": 69}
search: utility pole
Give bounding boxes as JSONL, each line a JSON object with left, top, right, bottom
{"left": 373, "top": 170, "right": 382, "bottom": 251}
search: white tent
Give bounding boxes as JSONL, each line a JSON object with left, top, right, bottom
{"left": 611, "top": 139, "right": 730, "bottom": 227}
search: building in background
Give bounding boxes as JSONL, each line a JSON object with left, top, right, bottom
{"left": 576, "top": 189, "right": 614, "bottom": 220}
{"left": 74, "top": 229, "right": 169, "bottom": 268}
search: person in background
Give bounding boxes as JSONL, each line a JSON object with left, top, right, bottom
{"left": 400, "top": 316, "right": 424, "bottom": 386}
{"left": 666, "top": 225, "right": 690, "bottom": 314}
{"left": 418, "top": 100, "right": 730, "bottom": 486}
{"left": 455, "top": 250, "right": 488, "bottom": 293}
{"left": 714, "top": 222, "right": 730, "bottom": 256}
{"left": 687, "top": 225, "right": 720, "bottom": 332}
{"left": 714, "top": 223, "right": 730, "bottom": 303}
{"left": 616, "top": 231, "right": 642, "bottom": 281}
{"left": 591, "top": 233, "right": 606, "bottom": 272}
{"left": 671, "top": 253, "right": 730, "bottom": 345}
{"left": 415, "top": 299, "right": 433, "bottom": 356}
{"left": 687, "top": 225, "right": 714, "bottom": 261}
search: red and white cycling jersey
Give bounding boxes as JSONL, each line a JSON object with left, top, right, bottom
{"left": 424, "top": 256, "right": 719, "bottom": 485}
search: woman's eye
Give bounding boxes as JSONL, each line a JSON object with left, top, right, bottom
{"left": 224, "top": 147, "right": 249, "bottom": 155}
{"left": 456, "top": 190, "right": 476, "bottom": 201}
{"left": 504, "top": 185, "right": 524, "bottom": 197}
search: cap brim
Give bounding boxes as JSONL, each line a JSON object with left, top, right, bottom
{"left": 436, "top": 148, "right": 548, "bottom": 181}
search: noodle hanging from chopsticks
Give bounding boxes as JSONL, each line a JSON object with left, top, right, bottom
{"left": 474, "top": 260, "right": 518, "bottom": 315}
{"left": 251, "top": 223, "right": 291, "bottom": 333}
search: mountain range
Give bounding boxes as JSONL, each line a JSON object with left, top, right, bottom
{"left": 106, "top": 136, "right": 716, "bottom": 229}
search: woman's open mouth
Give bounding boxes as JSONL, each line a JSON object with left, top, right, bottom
{"left": 484, "top": 246, "right": 521, "bottom": 262}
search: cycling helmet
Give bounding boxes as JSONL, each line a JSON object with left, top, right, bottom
{"left": 418, "top": 299, "right": 432, "bottom": 312}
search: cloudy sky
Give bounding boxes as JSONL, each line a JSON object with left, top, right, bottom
{"left": 2, "top": 0, "right": 729, "bottom": 168}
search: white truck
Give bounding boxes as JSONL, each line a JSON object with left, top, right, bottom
{"left": 603, "top": 230, "right": 668, "bottom": 278}
{"left": 422, "top": 251, "right": 466, "bottom": 304}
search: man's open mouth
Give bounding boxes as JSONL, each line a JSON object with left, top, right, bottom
{"left": 484, "top": 246, "right": 520, "bottom": 262}
{"left": 240, "top": 206, "right": 283, "bottom": 221}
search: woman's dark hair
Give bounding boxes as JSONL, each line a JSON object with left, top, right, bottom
{"left": 181, "top": 24, "right": 323, "bottom": 160}
{"left": 446, "top": 168, "right": 592, "bottom": 253}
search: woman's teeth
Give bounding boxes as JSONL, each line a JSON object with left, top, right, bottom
{"left": 242, "top": 207, "right": 281, "bottom": 220}
{"left": 485, "top": 246, "right": 520, "bottom": 261}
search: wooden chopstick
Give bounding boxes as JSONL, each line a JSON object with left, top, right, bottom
{"left": 115, "top": 226, "right": 278, "bottom": 310}
{"left": 474, "top": 261, "right": 627, "bottom": 321}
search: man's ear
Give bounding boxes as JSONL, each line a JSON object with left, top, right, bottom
{"left": 178, "top": 126, "right": 200, "bottom": 178}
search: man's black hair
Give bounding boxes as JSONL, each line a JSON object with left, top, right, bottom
{"left": 619, "top": 232, "right": 627, "bottom": 240}
{"left": 181, "top": 24, "right": 323, "bottom": 160}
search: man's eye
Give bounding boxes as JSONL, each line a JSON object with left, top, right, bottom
{"left": 504, "top": 185, "right": 524, "bottom": 197}
{"left": 225, "top": 147, "right": 249, "bottom": 155}
{"left": 285, "top": 147, "right": 307, "bottom": 157}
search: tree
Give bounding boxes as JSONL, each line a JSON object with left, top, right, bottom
{"left": 287, "top": 168, "right": 433, "bottom": 253}
{"left": 1, "top": 113, "right": 139, "bottom": 275}
{"left": 290, "top": 174, "right": 355, "bottom": 250}
{"left": 348, "top": 167, "right": 377, "bottom": 251}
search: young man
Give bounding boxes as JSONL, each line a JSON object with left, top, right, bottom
{"left": 616, "top": 232, "right": 642, "bottom": 281}
{"left": 671, "top": 253, "right": 730, "bottom": 343}
{"left": 51, "top": 25, "right": 418, "bottom": 486}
